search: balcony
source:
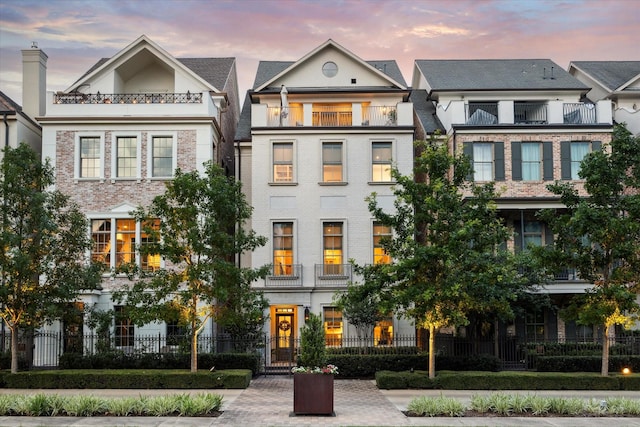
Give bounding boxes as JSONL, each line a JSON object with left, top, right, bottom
{"left": 257, "top": 102, "right": 411, "bottom": 128}
{"left": 563, "top": 103, "right": 597, "bottom": 124}
{"left": 265, "top": 264, "right": 303, "bottom": 287}
{"left": 314, "top": 264, "right": 352, "bottom": 287}
{"left": 53, "top": 92, "right": 203, "bottom": 104}
{"left": 448, "top": 99, "right": 612, "bottom": 128}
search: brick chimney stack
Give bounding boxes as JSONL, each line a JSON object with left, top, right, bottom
{"left": 21, "top": 42, "right": 48, "bottom": 118}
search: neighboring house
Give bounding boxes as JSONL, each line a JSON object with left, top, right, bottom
{"left": 569, "top": 61, "right": 640, "bottom": 136}
{"left": 412, "top": 59, "right": 614, "bottom": 343}
{"left": 0, "top": 46, "right": 47, "bottom": 161}
{"left": 235, "top": 40, "right": 420, "bottom": 363}
{"left": 38, "top": 35, "right": 239, "bottom": 354}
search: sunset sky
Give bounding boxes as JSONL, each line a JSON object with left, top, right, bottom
{"left": 0, "top": 0, "right": 638, "bottom": 105}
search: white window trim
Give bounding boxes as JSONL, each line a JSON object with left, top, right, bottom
{"left": 369, "top": 139, "right": 395, "bottom": 184}
{"left": 111, "top": 131, "right": 142, "bottom": 182}
{"left": 319, "top": 139, "right": 347, "bottom": 185}
{"left": 320, "top": 218, "right": 348, "bottom": 265}
{"left": 74, "top": 132, "right": 105, "bottom": 181}
{"left": 271, "top": 219, "right": 298, "bottom": 276}
{"left": 147, "top": 131, "right": 178, "bottom": 179}
{"left": 371, "top": 219, "right": 393, "bottom": 265}
{"left": 270, "top": 139, "right": 297, "bottom": 184}
{"left": 87, "top": 213, "right": 164, "bottom": 274}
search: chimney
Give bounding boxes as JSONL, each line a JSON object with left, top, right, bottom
{"left": 21, "top": 42, "right": 48, "bottom": 118}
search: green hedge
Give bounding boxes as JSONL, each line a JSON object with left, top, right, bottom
{"left": 536, "top": 355, "right": 640, "bottom": 373}
{"left": 328, "top": 353, "right": 500, "bottom": 378}
{"left": 0, "top": 369, "right": 251, "bottom": 389}
{"left": 375, "top": 370, "right": 640, "bottom": 390}
{"left": 58, "top": 352, "right": 260, "bottom": 375}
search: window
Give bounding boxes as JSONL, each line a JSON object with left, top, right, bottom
{"left": 463, "top": 142, "right": 504, "bottom": 181}
{"left": 114, "top": 306, "right": 134, "bottom": 347}
{"left": 273, "top": 142, "right": 293, "bottom": 183}
{"left": 322, "top": 61, "right": 338, "bottom": 78}
{"left": 151, "top": 136, "right": 173, "bottom": 177}
{"left": 521, "top": 143, "right": 541, "bottom": 181}
{"left": 374, "top": 314, "right": 393, "bottom": 345}
{"left": 91, "top": 219, "right": 111, "bottom": 268}
{"left": 372, "top": 142, "right": 392, "bottom": 182}
{"left": 561, "top": 141, "right": 601, "bottom": 180}
{"left": 522, "top": 221, "right": 543, "bottom": 248}
{"left": 373, "top": 222, "right": 391, "bottom": 265}
{"left": 473, "top": 143, "right": 493, "bottom": 181}
{"left": 512, "top": 141, "right": 553, "bottom": 181}
{"left": 525, "top": 310, "right": 545, "bottom": 341}
{"left": 323, "top": 222, "right": 343, "bottom": 275}
{"left": 166, "top": 322, "right": 187, "bottom": 346}
{"left": 322, "top": 142, "right": 343, "bottom": 182}
{"left": 116, "top": 136, "right": 137, "bottom": 178}
{"left": 273, "top": 222, "right": 294, "bottom": 276}
{"left": 140, "top": 219, "right": 160, "bottom": 272}
{"left": 323, "top": 307, "right": 343, "bottom": 346}
{"left": 91, "top": 218, "right": 160, "bottom": 271}
{"left": 79, "top": 136, "right": 101, "bottom": 178}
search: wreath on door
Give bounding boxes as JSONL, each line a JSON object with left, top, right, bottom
{"left": 279, "top": 319, "right": 291, "bottom": 332}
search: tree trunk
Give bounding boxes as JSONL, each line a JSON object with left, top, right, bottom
{"left": 190, "top": 329, "right": 198, "bottom": 373}
{"left": 428, "top": 324, "right": 436, "bottom": 379}
{"left": 10, "top": 325, "right": 18, "bottom": 374}
{"left": 601, "top": 324, "right": 611, "bottom": 377}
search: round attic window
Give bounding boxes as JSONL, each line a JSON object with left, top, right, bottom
{"left": 322, "top": 61, "right": 338, "bottom": 78}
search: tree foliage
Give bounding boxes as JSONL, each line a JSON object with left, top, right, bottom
{"left": 363, "top": 137, "right": 527, "bottom": 378}
{"left": 299, "top": 313, "right": 326, "bottom": 368}
{"left": 0, "top": 143, "right": 97, "bottom": 373}
{"left": 535, "top": 124, "right": 640, "bottom": 376}
{"left": 334, "top": 278, "right": 385, "bottom": 341}
{"left": 112, "top": 161, "right": 269, "bottom": 372}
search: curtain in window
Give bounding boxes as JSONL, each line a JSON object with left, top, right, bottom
{"left": 570, "top": 142, "right": 590, "bottom": 179}
{"left": 522, "top": 143, "right": 541, "bottom": 181}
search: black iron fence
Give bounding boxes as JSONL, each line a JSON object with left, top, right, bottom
{"left": 2, "top": 330, "right": 639, "bottom": 371}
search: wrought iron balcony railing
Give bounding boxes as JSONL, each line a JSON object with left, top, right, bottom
{"left": 265, "top": 105, "right": 398, "bottom": 127}
{"left": 314, "top": 263, "right": 352, "bottom": 287}
{"left": 54, "top": 92, "right": 203, "bottom": 104}
{"left": 563, "top": 103, "right": 597, "bottom": 124}
{"left": 514, "top": 102, "right": 548, "bottom": 124}
{"left": 265, "top": 264, "right": 303, "bottom": 287}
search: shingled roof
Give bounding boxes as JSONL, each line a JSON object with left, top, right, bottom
{"left": 410, "top": 89, "right": 443, "bottom": 134}
{"left": 571, "top": 61, "right": 640, "bottom": 92}
{"left": 416, "top": 59, "right": 588, "bottom": 92}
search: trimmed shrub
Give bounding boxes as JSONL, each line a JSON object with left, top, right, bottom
{"left": 375, "top": 370, "right": 439, "bottom": 389}
{"left": 536, "top": 355, "right": 640, "bottom": 373}
{"left": 58, "top": 352, "right": 260, "bottom": 375}
{"left": 1, "top": 369, "right": 251, "bottom": 389}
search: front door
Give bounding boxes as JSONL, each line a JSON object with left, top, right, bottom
{"left": 275, "top": 312, "right": 295, "bottom": 362}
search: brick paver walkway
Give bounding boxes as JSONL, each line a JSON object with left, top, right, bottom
{"left": 211, "top": 375, "right": 409, "bottom": 426}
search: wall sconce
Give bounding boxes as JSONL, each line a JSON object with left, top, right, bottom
{"left": 304, "top": 307, "right": 310, "bottom": 323}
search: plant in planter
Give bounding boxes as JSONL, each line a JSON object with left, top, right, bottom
{"left": 292, "top": 312, "right": 337, "bottom": 415}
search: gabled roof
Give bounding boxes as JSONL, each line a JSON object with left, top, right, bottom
{"left": 234, "top": 92, "right": 252, "bottom": 141}
{"left": 0, "top": 90, "right": 40, "bottom": 128}
{"left": 415, "top": 59, "right": 588, "bottom": 92}
{"left": 66, "top": 35, "right": 234, "bottom": 93}
{"left": 254, "top": 39, "right": 407, "bottom": 91}
{"left": 569, "top": 61, "right": 640, "bottom": 92}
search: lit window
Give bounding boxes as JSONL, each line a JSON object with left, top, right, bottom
{"left": 91, "top": 218, "right": 160, "bottom": 272}
{"left": 322, "top": 142, "right": 343, "bottom": 182}
{"left": 373, "top": 222, "right": 391, "bottom": 264}
{"left": 323, "top": 222, "right": 343, "bottom": 275}
{"left": 372, "top": 142, "right": 392, "bottom": 182}
{"left": 116, "top": 219, "right": 135, "bottom": 268}
{"left": 273, "top": 143, "right": 293, "bottom": 182}
{"left": 323, "top": 307, "right": 343, "bottom": 346}
{"left": 91, "top": 219, "right": 111, "bottom": 268}
{"left": 374, "top": 314, "right": 393, "bottom": 346}
{"left": 80, "top": 136, "right": 100, "bottom": 178}
{"left": 151, "top": 136, "right": 173, "bottom": 177}
{"left": 114, "top": 306, "right": 134, "bottom": 347}
{"left": 116, "top": 136, "right": 137, "bottom": 178}
{"left": 273, "top": 222, "right": 293, "bottom": 276}
{"left": 140, "top": 219, "right": 161, "bottom": 272}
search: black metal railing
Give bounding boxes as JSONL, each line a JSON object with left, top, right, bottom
{"left": 563, "top": 103, "right": 597, "bottom": 124}
{"left": 266, "top": 264, "right": 303, "bottom": 287}
{"left": 514, "top": 102, "right": 547, "bottom": 124}
{"left": 314, "top": 263, "right": 353, "bottom": 286}
{"left": 54, "top": 92, "right": 203, "bottom": 104}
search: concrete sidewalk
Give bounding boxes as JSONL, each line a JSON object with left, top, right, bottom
{"left": 0, "top": 376, "right": 639, "bottom": 426}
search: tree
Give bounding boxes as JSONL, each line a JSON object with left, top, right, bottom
{"left": 0, "top": 143, "right": 97, "bottom": 373}
{"left": 334, "top": 277, "right": 384, "bottom": 344}
{"left": 299, "top": 313, "right": 326, "bottom": 368}
{"left": 113, "top": 161, "right": 269, "bottom": 372}
{"left": 364, "top": 137, "right": 526, "bottom": 378}
{"left": 535, "top": 124, "right": 640, "bottom": 376}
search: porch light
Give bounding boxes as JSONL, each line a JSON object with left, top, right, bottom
{"left": 622, "top": 367, "right": 632, "bottom": 375}
{"left": 304, "top": 307, "right": 310, "bottom": 323}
